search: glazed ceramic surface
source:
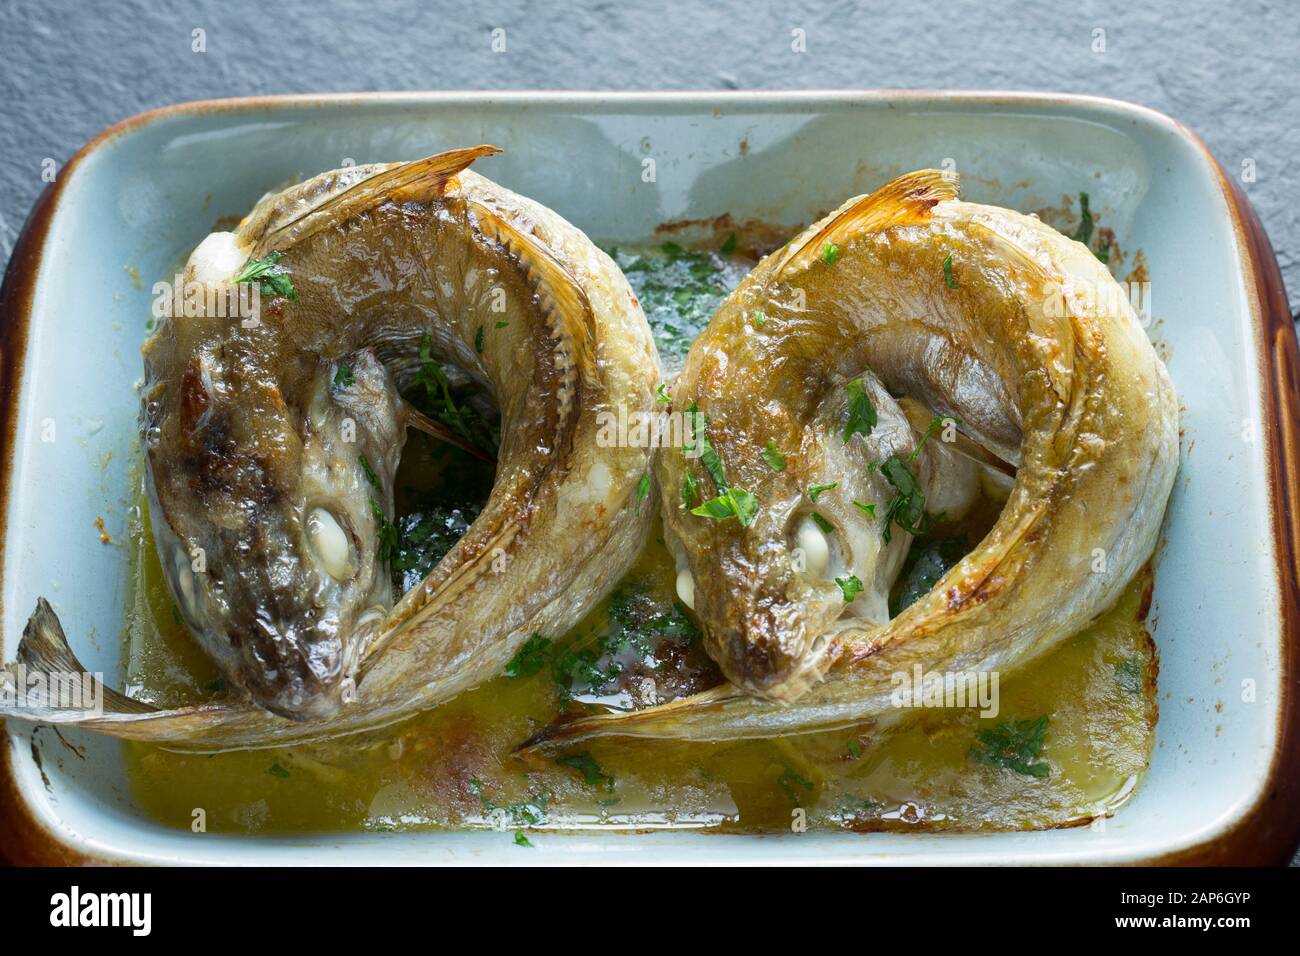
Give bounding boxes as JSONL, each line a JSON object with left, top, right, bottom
{"left": 0, "top": 92, "right": 1293, "bottom": 864}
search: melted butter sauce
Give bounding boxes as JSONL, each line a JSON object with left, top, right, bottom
{"left": 122, "top": 234, "right": 1158, "bottom": 838}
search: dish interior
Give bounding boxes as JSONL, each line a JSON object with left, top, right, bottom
{"left": 1, "top": 95, "right": 1277, "bottom": 863}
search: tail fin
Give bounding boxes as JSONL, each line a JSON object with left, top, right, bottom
{"left": 1, "top": 599, "right": 157, "bottom": 723}
{"left": 772, "top": 168, "right": 960, "bottom": 279}
{"left": 252, "top": 144, "right": 502, "bottom": 256}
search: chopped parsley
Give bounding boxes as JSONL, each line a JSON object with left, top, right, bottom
{"left": 505, "top": 634, "right": 552, "bottom": 678}
{"left": 971, "top": 715, "right": 1051, "bottom": 778}
{"left": 1072, "top": 192, "right": 1094, "bottom": 245}
{"left": 333, "top": 363, "right": 354, "bottom": 389}
{"left": 494, "top": 320, "right": 509, "bottom": 329}
{"left": 692, "top": 488, "right": 758, "bottom": 525}
{"left": 878, "top": 416, "right": 959, "bottom": 543}
{"left": 835, "top": 574, "right": 864, "bottom": 602}
{"left": 267, "top": 763, "right": 290, "bottom": 779}
{"left": 808, "top": 481, "right": 837, "bottom": 502}
{"left": 636, "top": 473, "right": 651, "bottom": 509}
{"left": 514, "top": 831, "right": 533, "bottom": 847}
{"left": 369, "top": 495, "right": 399, "bottom": 564}
{"left": 843, "top": 378, "right": 877, "bottom": 443}
{"left": 811, "top": 511, "right": 834, "bottom": 534}
{"left": 556, "top": 752, "right": 615, "bottom": 791}
{"left": 684, "top": 400, "right": 758, "bottom": 527}
{"left": 852, "top": 500, "right": 876, "bottom": 519}
{"left": 1069, "top": 192, "right": 1116, "bottom": 263}
{"left": 474, "top": 325, "right": 484, "bottom": 353}
{"left": 943, "top": 253, "right": 957, "bottom": 289}
{"left": 680, "top": 470, "right": 698, "bottom": 509}
{"left": 233, "top": 251, "right": 298, "bottom": 301}
{"left": 879, "top": 455, "right": 931, "bottom": 544}
{"left": 655, "top": 383, "right": 672, "bottom": 404}
{"left": 390, "top": 501, "right": 483, "bottom": 594}
{"left": 720, "top": 231, "right": 737, "bottom": 254}
{"left": 762, "top": 439, "right": 787, "bottom": 472}
{"left": 413, "top": 332, "right": 498, "bottom": 451}
{"left": 777, "top": 767, "right": 814, "bottom": 805}
{"left": 358, "top": 454, "right": 379, "bottom": 488}
{"left": 752, "top": 310, "right": 766, "bottom": 327}
{"left": 503, "top": 585, "right": 699, "bottom": 704}
{"left": 821, "top": 242, "right": 840, "bottom": 266}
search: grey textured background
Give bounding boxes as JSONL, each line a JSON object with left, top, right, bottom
{"left": 1, "top": 0, "right": 1298, "bottom": 860}
{"left": 1, "top": 0, "right": 1298, "bottom": 310}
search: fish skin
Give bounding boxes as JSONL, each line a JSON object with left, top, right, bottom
{"left": 525, "top": 169, "right": 1178, "bottom": 746}
{"left": 0, "top": 148, "right": 660, "bottom": 748}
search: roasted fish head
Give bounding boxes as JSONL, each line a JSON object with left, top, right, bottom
{"left": 670, "top": 364, "right": 974, "bottom": 701}
{"left": 141, "top": 291, "right": 403, "bottom": 721}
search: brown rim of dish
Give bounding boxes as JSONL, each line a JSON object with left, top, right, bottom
{"left": 0, "top": 92, "right": 1296, "bottom": 866}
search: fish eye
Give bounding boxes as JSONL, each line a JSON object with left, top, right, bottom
{"left": 306, "top": 507, "right": 354, "bottom": 581}
{"left": 792, "top": 513, "right": 832, "bottom": 578}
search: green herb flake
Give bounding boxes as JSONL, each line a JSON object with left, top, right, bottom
{"left": 359, "top": 454, "right": 379, "bottom": 489}
{"left": 655, "top": 383, "right": 672, "bottom": 404}
{"left": 720, "top": 231, "right": 737, "bottom": 254}
{"left": 943, "top": 253, "right": 957, "bottom": 289}
{"left": 691, "top": 487, "right": 758, "bottom": 527}
{"left": 474, "top": 325, "right": 485, "bottom": 354}
{"left": 971, "top": 715, "right": 1051, "bottom": 778}
{"left": 843, "top": 378, "right": 877, "bottom": 443}
{"left": 333, "top": 363, "right": 354, "bottom": 389}
{"left": 835, "top": 574, "right": 864, "bottom": 602}
{"left": 268, "top": 762, "right": 290, "bottom": 779}
{"left": 821, "top": 242, "right": 840, "bottom": 266}
{"left": 1072, "top": 192, "right": 1094, "bottom": 245}
{"left": 879, "top": 455, "right": 931, "bottom": 544}
{"left": 494, "top": 320, "right": 509, "bottom": 329}
{"left": 556, "top": 752, "right": 615, "bottom": 791}
{"left": 777, "top": 767, "right": 814, "bottom": 805}
{"left": 762, "top": 439, "right": 787, "bottom": 472}
{"left": 513, "top": 830, "right": 533, "bottom": 847}
{"left": 681, "top": 470, "right": 698, "bottom": 509}
{"left": 752, "top": 310, "right": 766, "bottom": 327}
{"left": 369, "top": 495, "right": 399, "bottom": 564}
{"left": 504, "top": 634, "right": 552, "bottom": 678}
{"left": 233, "top": 251, "right": 298, "bottom": 301}
{"left": 413, "top": 332, "right": 499, "bottom": 452}
{"left": 808, "top": 481, "right": 837, "bottom": 503}
{"left": 852, "top": 500, "right": 876, "bottom": 519}
{"left": 847, "top": 739, "right": 864, "bottom": 760}
{"left": 811, "top": 511, "right": 834, "bottom": 534}
{"left": 636, "top": 473, "right": 651, "bottom": 509}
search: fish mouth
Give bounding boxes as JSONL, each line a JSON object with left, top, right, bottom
{"left": 233, "top": 615, "right": 350, "bottom": 721}
{"left": 703, "top": 581, "right": 836, "bottom": 702}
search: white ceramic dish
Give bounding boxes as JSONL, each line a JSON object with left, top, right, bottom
{"left": 2, "top": 91, "right": 1297, "bottom": 865}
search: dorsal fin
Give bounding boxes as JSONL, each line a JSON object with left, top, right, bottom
{"left": 251, "top": 145, "right": 502, "bottom": 257}
{"left": 771, "top": 168, "right": 960, "bottom": 279}
{"left": 468, "top": 200, "right": 599, "bottom": 392}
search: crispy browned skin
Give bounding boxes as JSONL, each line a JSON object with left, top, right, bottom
{"left": 524, "top": 169, "right": 1179, "bottom": 746}
{"left": 1, "top": 148, "right": 660, "bottom": 747}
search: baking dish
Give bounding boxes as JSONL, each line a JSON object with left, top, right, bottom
{"left": 1, "top": 91, "right": 1296, "bottom": 865}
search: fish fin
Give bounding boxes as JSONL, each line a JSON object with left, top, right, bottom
{"left": 772, "top": 168, "right": 960, "bottom": 279}
{"left": 514, "top": 684, "right": 741, "bottom": 752}
{"left": 402, "top": 401, "right": 495, "bottom": 462}
{"left": 467, "top": 200, "right": 599, "bottom": 394}
{"left": 0, "top": 598, "right": 158, "bottom": 720}
{"left": 251, "top": 145, "right": 502, "bottom": 257}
